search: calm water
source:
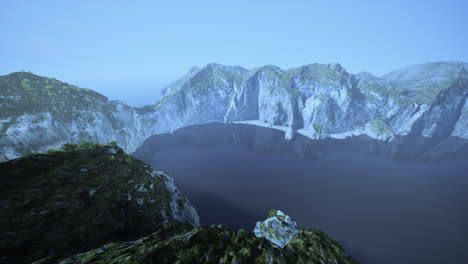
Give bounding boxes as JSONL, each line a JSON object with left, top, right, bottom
{"left": 133, "top": 123, "right": 468, "bottom": 264}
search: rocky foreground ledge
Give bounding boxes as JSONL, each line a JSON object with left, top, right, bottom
{"left": 0, "top": 143, "right": 357, "bottom": 264}
{"left": 35, "top": 209, "right": 358, "bottom": 264}
{"left": 0, "top": 142, "right": 199, "bottom": 263}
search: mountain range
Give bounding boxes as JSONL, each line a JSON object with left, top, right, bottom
{"left": 1, "top": 61, "right": 467, "bottom": 161}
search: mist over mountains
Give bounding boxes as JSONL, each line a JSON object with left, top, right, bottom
{"left": 1, "top": 61, "right": 467, "bottom": 161}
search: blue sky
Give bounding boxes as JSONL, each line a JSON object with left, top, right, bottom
{"left": 1, "top": 0, "right": 467, "bottom": 106}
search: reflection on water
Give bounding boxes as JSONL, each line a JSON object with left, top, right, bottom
{"left": 133, "top": 123, "right": 468, "bottom": 264}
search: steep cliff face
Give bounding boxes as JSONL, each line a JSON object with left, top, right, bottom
{"left": 154, "top": 61, "right": 467, "bottom": 142}
{"left": 1, "top": 62, "right": 467, "bottom": 161}
{"left": 0, "top": 143, "right": 199, "bottom": 263}
{"left": 154, "top": 63, "right": 248, "bottom": 133}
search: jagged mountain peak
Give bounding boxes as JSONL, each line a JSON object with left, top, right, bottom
{"left": 202, "top": 62, "right": 249, "bottom": 74}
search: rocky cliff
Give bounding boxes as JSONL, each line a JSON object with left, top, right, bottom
{"left": 1, "top": 62, "right": 467, "bottom": 161}
{"left": 0, "top": 142, "right": 199, "bottom": 263}
{"left": 156, "top": 62, "right": 468, "bottom": 141}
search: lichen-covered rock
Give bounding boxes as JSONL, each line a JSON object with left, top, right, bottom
{"left": 34, "top": 212, "right": 358, "bottom": 264}
{"left": 0, "top": 143, "right": 199, "bottom": 264}
{"left": 254, "top": 209, "right": 299, "bottom": 248}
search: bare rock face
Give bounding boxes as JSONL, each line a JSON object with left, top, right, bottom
{"left": 1, "top": 62, "right": 467, "bottom": 161}
{"left": 0, "top": 142, "right": 199, "bottom": 263}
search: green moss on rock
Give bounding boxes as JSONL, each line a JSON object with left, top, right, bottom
{"left": 0, "top": 72, "right": 112, "bottom": 124}
{"left": 0, "top": 144, "right": 198, "bottom": 263}
{"left": 369, "top": 117, "right": 392, "bottom": 136}
{"left": 34, "top": 221, "right": 359, "bottom": 264}
{"left": 313, "top": 123, "right": 323, "bottom": 134}
{"left": 268, "top": 209, "right": 278, "bottom": 218}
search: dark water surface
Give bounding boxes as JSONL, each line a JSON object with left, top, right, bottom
{"left": 133, "top": 123, "right": 468, "bottom": 264}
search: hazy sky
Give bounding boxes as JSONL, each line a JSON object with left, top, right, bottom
{"left": 1, "top": 0, "right": 467, "bottom": 106}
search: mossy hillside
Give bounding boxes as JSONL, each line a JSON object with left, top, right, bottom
{"left": 400, "top": 79, "right": 452, "bottom": 105}
{"left": 35, "top": 221, "right": 359, "bottom": 264}
{"left": 286, "top": 64, "right": 343, "bottom": 88}
{"left": 0, "top": 72, "right": 163, "bottom": 160}
{"left": 421, "top": 77, "right": 468, "bottom": 111}
{"left": 0, "top": 72, "right": 143, "bottom": 138}
{"left": 256, "top": 65, "right": 304, "bottom": 97}
{"left": 360, "top": 80, "right": 445, "bottom": 107}
{"left": 383, "top": 62, "right": 467, "bottom": 105}
{"left": 358, "top": 63, "right": 468, "bottom": 108}
{"left": 0, "top": 72, "right": 109, "bottom": 120}
{"left": 356, "top": 76, "right": 397, "bottom": 106}
{"left": 282, "top": 64, "right": 349, "bottom": 97}
{"left": 22, "top": 141, "right": 118, "bottom": 156}
{"left": 183, "top": 64, "right": 246, "bottom": 96}
{"left": 0, "top": 143, "right": 198, "bottom": 264}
